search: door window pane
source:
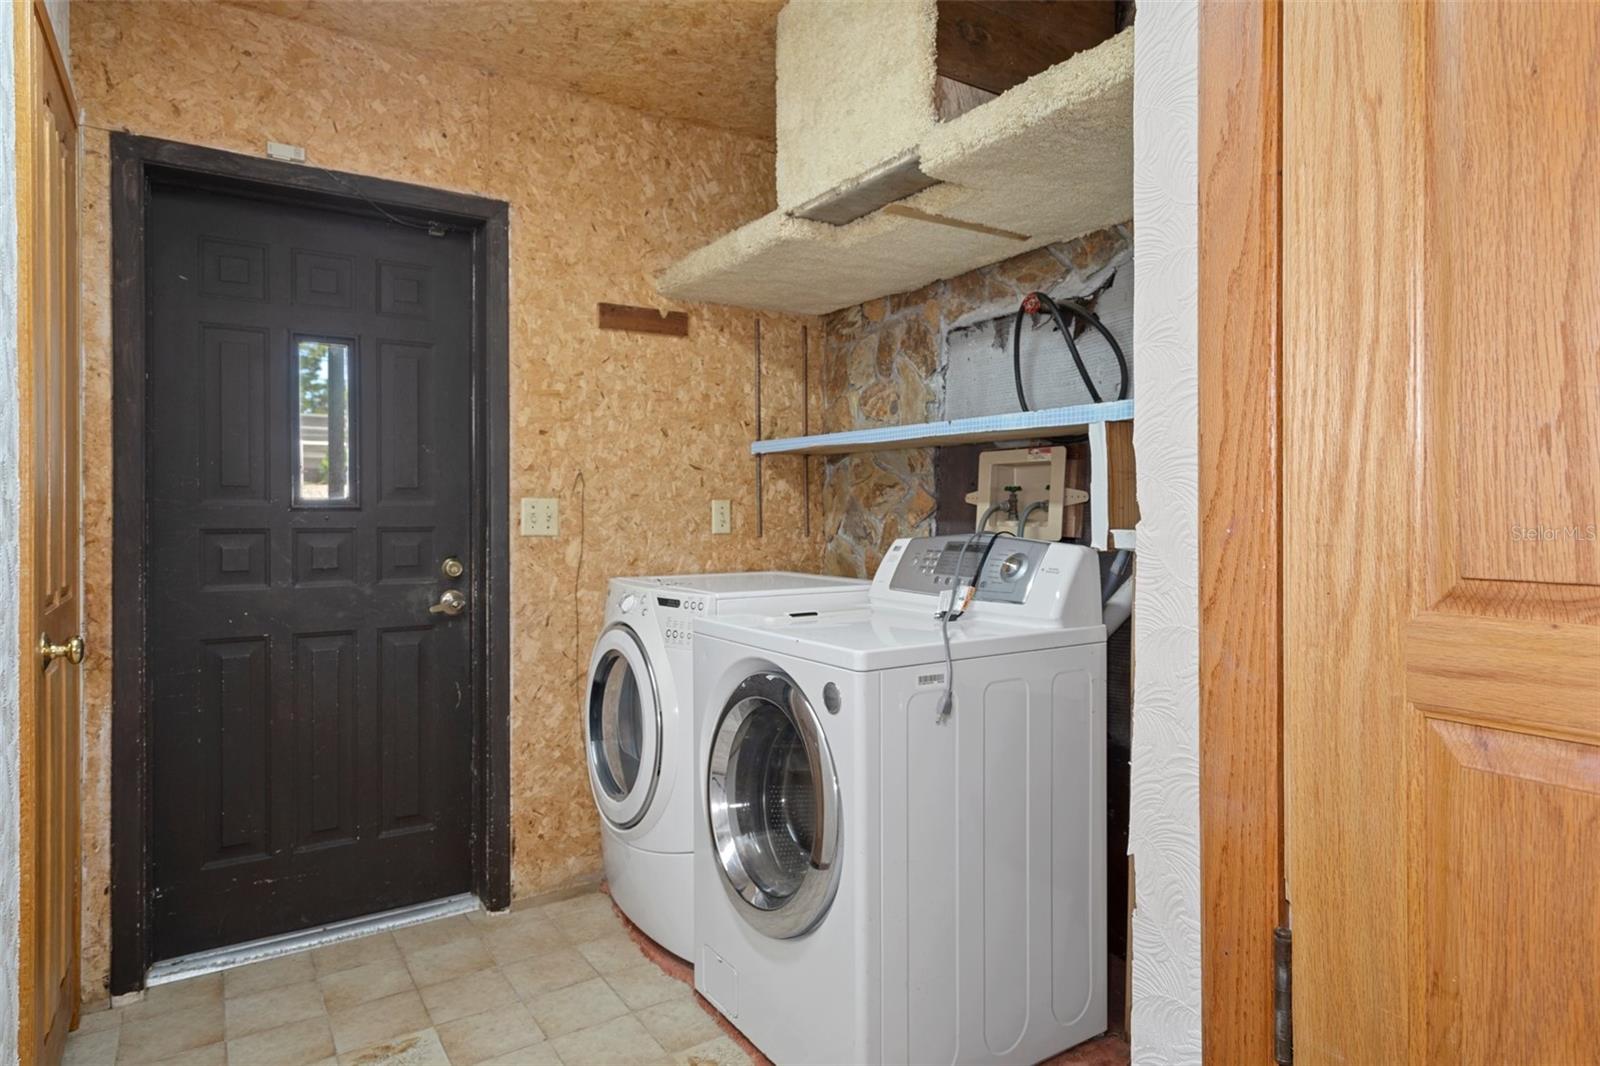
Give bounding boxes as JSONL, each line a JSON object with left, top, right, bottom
{"left": 296, "top": 339, "right": 354, "bottom": 504}
{"left": 725, "top": 703, "right": 816, "bottom": 904}
{"left": 590, "top": 651, "right": 645, "bottom": 798}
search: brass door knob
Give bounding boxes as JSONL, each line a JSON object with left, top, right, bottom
{"left": 429, "top": 589, "right": 467, "bottom": 617}
{"left": 39, "top": 633, "right": 85, "bottom": 668}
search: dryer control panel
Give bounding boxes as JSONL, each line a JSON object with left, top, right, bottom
{"left": 887, "top": 534, "right": 1051, "bottom": 605}
{"left": 654, "top": 594, "right": 706, "bottom": 648}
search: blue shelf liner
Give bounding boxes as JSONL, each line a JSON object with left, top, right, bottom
{"left": 750, "top": 399, "right": 1135, "bottom": 455}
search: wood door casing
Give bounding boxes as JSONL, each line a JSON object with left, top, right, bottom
{"left": 1197, "top": 1, "right": 1283, "bottom": 1061}
{"left": 1283, "top": 2, "right": 1600, "bottom": 1063}
{"left": 16, "top": 1, "right": 82, "bottom": 1062}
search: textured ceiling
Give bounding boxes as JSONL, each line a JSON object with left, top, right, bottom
{"left": 233, "top": 0, "right": 784, "bottom": 138}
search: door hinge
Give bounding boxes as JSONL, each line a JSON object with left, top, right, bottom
{"left": 1274, "top": 926, "right": 1293, "bottom": 1065}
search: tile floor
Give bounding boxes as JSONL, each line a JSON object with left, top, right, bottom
{"left": 63, "top": 889, "right": 751, "bottom": 1066}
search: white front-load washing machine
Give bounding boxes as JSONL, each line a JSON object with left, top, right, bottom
{"left": 585, "top": 572, "right": 866, "bottom": 960}
{"left": 692, "top": 536, "right": 1108, "bottom": 1065}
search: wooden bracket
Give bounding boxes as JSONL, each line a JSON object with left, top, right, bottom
{"left": 597, "top": 302, "right": 689, "bottom": 337}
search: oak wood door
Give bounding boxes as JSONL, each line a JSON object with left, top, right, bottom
{"left": 144, "top": 182, "right": 477, "bottom": 960}
{"left": 1282, "top": 2, "right": 1600, "bottom": 1062}
{"left": 17, "top": 3, "right": 82, "bottom": 1062}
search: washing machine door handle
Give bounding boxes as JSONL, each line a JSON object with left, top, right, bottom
{"left": 789, "top": 685, "right": 839, "bottom": 872}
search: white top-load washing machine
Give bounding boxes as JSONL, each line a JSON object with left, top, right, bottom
{"left": 692, "top": 535, "right": 1108, "bottom": 1065}
{"left": 585, "top": 572, "right": 867, "bottom": 960}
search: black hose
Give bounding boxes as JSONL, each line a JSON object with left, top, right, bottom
{"left": 1011, "top": 290, "right": 1130, "bottom": 410}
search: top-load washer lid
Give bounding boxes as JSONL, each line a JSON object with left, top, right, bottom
{"left": 648, "top": 571, "right": 866, "bottom": 597}
{"left": 696, "top": 608, "right": 1104, "bottom": 672}
{"left": 585, "top": 623, "right": 662, "bottom": 829}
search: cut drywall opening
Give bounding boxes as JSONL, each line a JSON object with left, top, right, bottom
{"left": 944, "top": 254, "right": 1133, "bottom": 419}
{"left": 933, "top": 0, "right": 1121, "bottom": 122}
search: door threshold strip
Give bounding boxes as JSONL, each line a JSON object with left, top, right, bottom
{"left": 144, "top": 893, "right": 480, "bottom": 988}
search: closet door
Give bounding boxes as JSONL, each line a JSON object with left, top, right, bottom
{"left": 17, "top": 2, "right": 83, "bottom": 1062}
{"left": 1282, "top": 2, "right": 1600, "bottom": 1062}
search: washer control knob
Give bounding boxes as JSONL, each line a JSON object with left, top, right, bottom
{"left": 619, "top": 593, "right": 638, "bottom": 613}
{"left": 999, "top": 553, "right": 1029, "bottom": 581}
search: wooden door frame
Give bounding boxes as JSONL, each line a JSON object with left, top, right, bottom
{"left": 108, "top": 134, "right": 512, "bottom": 995}
{"left": 1197, "top": 1, "right": 1285, "bottom": 1060}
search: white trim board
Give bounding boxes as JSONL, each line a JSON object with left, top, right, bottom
{"left": 1129, "top": 4, "right": 1203, "bottom": 1064}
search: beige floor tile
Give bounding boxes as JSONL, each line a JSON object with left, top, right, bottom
{"left": 500, "top": 948, "right": 598, "bottom": 1002}
{"left": 550, "top": 1013, "right": 670, "bottom": 1066}
{"left": 481, "top": 914, "right": 568, "bottom": 968}
{"left": 404, "top": 935, "right": 495, "bottom": 989}
{"left": 634, "top": 998, "right": 725, "bottom": 1054}
{"left": 313, "top": 933, "right": 404, "bottom": 977}
{"left": 224, "top": 979, "right": 328, "bottom": 1042}
{"left": 573, "top": 934, "right": 647, "bottom": 976}
{"left": 226, "top": 952, "right": 318, "bottom": 998}
{"left": 63, "top": 1025, "right": 121, "bottom": 1066}
{"left": 537, "top": 893, "right": 612, "bottom": 923}
{"left": 320, "top": 956, "right": 417, "bottom": 1013}
{"left": 418, "top": 966, "right": 518, "bottom": 1026}
{"left": 547, "top": 902, "right": 624, "bottom": 946}
{"left": 74, "top": 1005, "right": 124, "bottom": 1034}
{"left": 434, "top": 1001, "right": 545, "bottom": 1065}
{"left": 116, "top": 973, "right": 222, "bottom": 1024}
{"left": 157, "top": 1042, "right": 228, "bottom": 1066}
{"left": 227, "top": 1014, "right": 337, "bottom": 1065}
{"left": 524, "top": 976, "right": 629, "bottom": 1040}
{"left": 115, "top": 999, "right": 225, "bottom": 1064}
{"left": 393, "top": 916, "right": 480, "bottom": 956}
{"left": 476, "top": 1040, "right": 561, "bottom": 1066}
{"left": 603, "top": 963, "right": 691, "bottom": 1011}
{"left": 337, "top": 1027, "right": 451, "bottom": 1066}
{"left": 328, "top": 989, "right": 431, "bottom": 1055}
{"left": 671, "top": 1034, "right": 754, "bottom": 1066}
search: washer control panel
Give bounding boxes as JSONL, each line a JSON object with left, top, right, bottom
{"left": 887, "top": 534, "right": 1049, "bottom": 605}
{"left": 655, "top": 594, "right": 707, "bottom": 648}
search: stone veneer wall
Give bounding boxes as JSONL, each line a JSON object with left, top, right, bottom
{"left": 817, "top": 224, "right": 1133, "bottom": 577}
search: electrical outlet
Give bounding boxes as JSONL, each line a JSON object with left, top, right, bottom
{"left": 710, "top": 499, "right": 732, "bottom": 535}
{"left": 520, "top": 497, "right": 558, "bottom": 537}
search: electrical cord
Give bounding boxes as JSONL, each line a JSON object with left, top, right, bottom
{"left": 1011, "top": 290, "right": 1130, "bottom": 410}
{"left": 935, "top": 530, "right": 1013, "bottom": 723}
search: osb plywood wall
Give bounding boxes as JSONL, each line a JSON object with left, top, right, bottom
{"left": 817, "top": 226, "right": 1132, "bottom": 578}
{"left": 71, "top": 0, "right": 819, "bottom": 1005}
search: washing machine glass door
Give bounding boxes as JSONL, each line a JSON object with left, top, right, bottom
{"left": 706, "top": 671, "right": 841, "bottom": 939}
{"left": 586, "top": 624, "right": 662, "bottom": 829}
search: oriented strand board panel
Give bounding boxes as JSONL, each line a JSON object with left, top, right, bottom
{"left": 776, "top": 0, "right": 938, "bottom": 210}
{"left": 71, "top": 0, "right": 819, "bottom": 1006}
{"left": 229, "top": 0, "right": 784, "bottom": 137}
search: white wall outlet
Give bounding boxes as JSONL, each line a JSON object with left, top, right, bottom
{"left": 266, "top": 140, "right": 306, "bottom": 163}
{"left": 710, "top": 499, "right": 732, "bottom": 535}
{"left": 520, "top": 497, "right": 559, "bottom": 537}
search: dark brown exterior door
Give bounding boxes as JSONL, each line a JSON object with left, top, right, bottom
{"left": 145, "top": 180, "right": 476, "bottom": 960}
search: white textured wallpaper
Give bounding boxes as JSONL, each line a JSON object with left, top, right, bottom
{"left": 1129, "top": 1, "right": 1201, "bottom": 1062}
{"left": 2, "top": 5, "right": 24, "bottom": 1061}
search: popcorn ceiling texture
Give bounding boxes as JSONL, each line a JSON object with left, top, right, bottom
{"left": 775, "top": 0, "right": 937, "bottom": 209}
{"left": 659, "top": 28, "right": 1134, "bottom": 316}
{"left": 1128, "top": 3, "right": 1202, "bottom": 1062}
{"left": 71, "top": 0, "right": 819, "bottom": 1006}
{"left": 2, "top": 6, "right": 22, "bottom": 1058}
{"left": 816, "top": 226, "right": 1132, "bottom": 578}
